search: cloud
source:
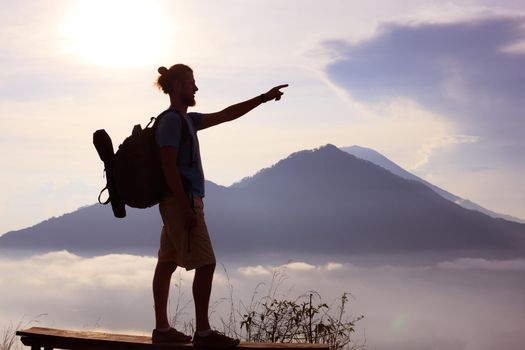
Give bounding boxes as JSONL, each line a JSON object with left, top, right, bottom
{"left": 410, "top": 133, "right": 480, "bottom": 171}
{"left": 0, "top": 251, "right": 198, "bottom": 333}
{"left": 283, "top": 262, "right": 316, "bottom": 271}
{"left": 324, "top": 16, "right": 525, "bottom": 163}
{"left": 438, "top": 257, "right": 525, "bottom": 271}
{"left": 238, "top": 265, "right": 271, "bottom": 276}
{"left": 324, "top": 262, "right": 344, "bottom": 271}
{"left": 238, "top": 261, "right": 347, "bottom": 277}
{"left": 1, "top": 252, "right": 525, "bottom": 350}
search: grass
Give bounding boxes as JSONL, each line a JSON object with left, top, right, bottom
{"left": 1, "top": 315, "right": 46, "bottom": 350}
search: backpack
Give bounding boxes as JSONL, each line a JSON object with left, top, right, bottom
{"left": 93, "top": 109, "right": 188, "bottom": 218}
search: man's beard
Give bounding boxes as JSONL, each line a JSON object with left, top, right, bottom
{"left": 182, "top": 93, "right": 196, "bottom": 107}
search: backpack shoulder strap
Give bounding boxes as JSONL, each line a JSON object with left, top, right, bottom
{"left": 152, "top": 109, "right": 193, "bottom": 167}
{"left": 149, "top": 109, "right": 173, "bottom": 129}
{"left": 151, "top": 109, "right": 189, "bottom": 141}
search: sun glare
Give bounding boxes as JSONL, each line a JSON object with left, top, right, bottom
{"left": 63, "top": 0, "right": 172, "bottom": 67}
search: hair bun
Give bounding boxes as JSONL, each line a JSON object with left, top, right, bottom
{"left": 158, "top": 66, "right": 168, "bottom": 75}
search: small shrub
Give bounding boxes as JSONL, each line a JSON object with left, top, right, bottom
{"left": 222, "top": 268, "right": 367, "bottom": 350}
{"left": 239, "top": 291, "right": 365, "bottom": 350}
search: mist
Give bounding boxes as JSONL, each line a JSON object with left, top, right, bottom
{"left": 1, "top": 251, "right": 524, "bottom": 350}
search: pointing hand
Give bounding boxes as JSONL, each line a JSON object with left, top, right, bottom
{"left": 264, "top": 84, "right": 289, "bottom": 102}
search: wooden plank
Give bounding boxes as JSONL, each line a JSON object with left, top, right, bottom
{"left": 17, "top": 327, "right": 330, "bottom": 350}
{"left": 18, "top": 328, "right": 155, "bottom": 350}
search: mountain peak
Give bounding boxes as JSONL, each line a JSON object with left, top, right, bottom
{"left": 316, "top": 143, "right": 340, "bottom": 151}
{"left": 281, "top": 143, "right": 346, "bottom": 160}
{"left": 341, "top": 145, "right": 525, "bottom": 223}
{"left": 230, "top": 144, "right": 352, "bottom": 189}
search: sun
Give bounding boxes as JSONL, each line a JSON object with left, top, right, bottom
{"left": 63, "top": 0, "right": 172, "bottom": 67}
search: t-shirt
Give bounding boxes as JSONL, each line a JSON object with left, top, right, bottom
{"left": 156, "top": 110, "right": 206, "bottom": 197}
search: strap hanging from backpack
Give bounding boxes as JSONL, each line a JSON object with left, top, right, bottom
{"left": 97, "top": 186, "right": 110, "bottom": 205}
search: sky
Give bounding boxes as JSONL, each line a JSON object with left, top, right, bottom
{"left": 1, "top": 0, "right": 525, "bottom": 234}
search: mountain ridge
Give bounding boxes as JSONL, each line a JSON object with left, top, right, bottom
{"left": 1, "top": 144, "right": 524, "bottom": 261}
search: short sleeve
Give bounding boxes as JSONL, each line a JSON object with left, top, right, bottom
{"left": 189, "top": 112, "right": 203, "bottom": 131}
{"left": 156, "top": 112, "right": 182, "bottom": 148}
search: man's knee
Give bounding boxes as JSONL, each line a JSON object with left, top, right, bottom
{"left": 196, "top": 263, "right": 215, "bottom": 275}
{"left": 156, "top": 260, "right": 178, "bottom": 274}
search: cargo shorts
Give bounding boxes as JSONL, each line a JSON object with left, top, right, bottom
{"left": 158, "top": 195, "right": 216, "bottom": 270}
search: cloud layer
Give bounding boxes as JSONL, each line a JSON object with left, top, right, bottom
{"left": 2, "top": 251, "right": 525, "bottom": 350}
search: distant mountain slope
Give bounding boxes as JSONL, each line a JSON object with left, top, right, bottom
{"left": 1, "top": 144, "right": 524, "bottom": 260}
{"left": 341, "top": 145, "right": 525, "bottom": 223}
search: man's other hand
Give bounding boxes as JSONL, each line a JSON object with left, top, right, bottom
{"left": 183, "top": 207, "right": 197, "bottom": 231}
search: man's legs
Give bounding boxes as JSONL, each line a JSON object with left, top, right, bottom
{"left": 191, "top": 262, "right": 240, "bottom": 347}
{"left": 193, "top": 263, "right": 216, "bottom": 331}
{"left": 153, "top": 259, "right": 177, "bottom": 329}
{"left": 153, "top": 260, "right": 216, "bottom": 331}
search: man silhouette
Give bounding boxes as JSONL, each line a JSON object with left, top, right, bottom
{"left": 151, "top": 63, "right": 287, "bottom": 348}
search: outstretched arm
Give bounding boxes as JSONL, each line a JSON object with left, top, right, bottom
{"left": 198, "top": 84, "right": 288, "bottom": 130}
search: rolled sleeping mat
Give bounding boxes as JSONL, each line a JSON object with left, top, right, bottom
{"left": 93, "top": 129, "right": 126, "bottom": 218}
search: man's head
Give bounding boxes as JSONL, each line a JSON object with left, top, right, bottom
{"left": 156, "top": 64, "right": 198, "bottom": 107}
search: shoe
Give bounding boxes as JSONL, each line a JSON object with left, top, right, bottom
{"left": 192, "top": 330, "right": 240, "bottom": 348}
{"left": 152, "top": 327, "right": 192, "bottom": 344}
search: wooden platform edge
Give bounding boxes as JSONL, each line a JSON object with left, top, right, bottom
{"left": 16, "top": 327, "right": 330, "bottom": 350}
